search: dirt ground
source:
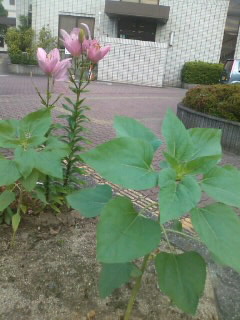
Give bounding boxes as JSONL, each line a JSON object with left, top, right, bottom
{"left": 0, "top": 209, "right": 219, "bottom": 320}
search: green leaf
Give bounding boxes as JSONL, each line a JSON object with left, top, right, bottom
{"left": 82, "top": 137, "right": 158, "bottom": 190}
{"left": 67, "top": 184, "right": 112, "bottom": 218}
{"left": 21, "top": 169, "right": 39, "bottom": 191}
{"left": 0, "top": 119, "right": 21, "bottom": 148}
{"left": 191, "top": 203, "right": 240, "bottom": 273}
{"left": 45, "top": 136, "right": 70, "bottom": 158}
{"left": 162, "top": 109, "right": 194, "bottom": 161}
{"left": 34, "top": 151, "right": 63, "bottom": 179}
{"left": 184, "top": 155, "right": 221, "bottom": 175}
{"left": 114, "top": 116, "right": 162, "bottom": 152}
{"left": 14, "top": 147, "right": 35, "bottom": 178}
{"left": 159, "top": 169, "right": 201, "bottom": 224}
{"left": 20, "top": 108, "right": 51, "bottom": 137}
{"left": 171, "top": 220, "right": 183, "bottom": 232}
{"left": 155, "top": 252, "right": 206, "bottom": 315}
{"left": 0, "top": 159, "right": 21, "bottom": 186}
{"left": 201, "top": 166, "right": 240, "bottom": 207}
{"left": 0, "top": 191, "right": 15, "bottom": 212}
{"left": 99, "top": 263, "right": 140, "bottom": 298}
{"left": 189, "top": 128, "right": 222, "bottom": 158}
{"left": 12, "top": 211, "right": 21, "bottom": 233}
{"left": 97, "top": 196, "right": 161, "bottom": 263}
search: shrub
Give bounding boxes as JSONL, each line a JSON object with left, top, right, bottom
{"left": 37, "top": 26, "right": 57, "bottom": 52}
{"left": 183, "top": 84, "right": 240, "bottom": 122}
{"left": 181, "top": 61, "right": 224, "bottom": 85}
{"left": 5, "top": 17, "right": 36, "bottom": 65}
{"left": 9, "top": 52, "right": 37, "bottom": 65}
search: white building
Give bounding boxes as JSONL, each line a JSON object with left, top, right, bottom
{"left": 0, "top": 0, "right": 16, "bottom": 51}
{"left": 16, "top": 0, "right": 240, "bottom": 87}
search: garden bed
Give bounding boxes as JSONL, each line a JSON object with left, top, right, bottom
{"left": 0, "top": 209, "right": 218, "bottom": 320}
{"left": 177, "top": 103, "right": 240, "bottom": 154}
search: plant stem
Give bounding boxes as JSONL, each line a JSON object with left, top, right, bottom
{"left": 124, "top": 254, "right": 150, "bottom": 320}
{"left": 165, "top": 228, "right": 201, "bottom": 242}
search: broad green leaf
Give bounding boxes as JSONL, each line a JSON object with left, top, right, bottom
{"left": 99, "top": 263, "right": 141, "bottom": 298}
{"left": 67, "top": 184, "right": 112, "bottom": 217}
{"left": 0, "top": 119, "right": 21, "bottom": 148}
{"left": 12, "top": 211, "right": 21, "bottom": 233}
{"left": 14, "top": 147, "right": 36, "bottom": 178}
{"left": 21, "top": 169, "right": 39, "bottom": 191}
{"left": 189, "top": 128, "right": 222, "bottom": 159}
{"left": 20, "top": 108, "right": 51, "bottom": 137}
{"left": 159, "top": 170, "right": 201, "bottom": 224}
{"left": 191, "top": 203, "right": 240, "bottom": 273}
{"left": 45, "top": 136, "right": 70, "bottom": 158}
{"left": 184, "top": 155, "right": 221, "bottom": 175}
{"left": 97, "top": 196, "right": 161, "bottom": 263}
{"left": 162, "top": 109, "right": 194, "bottom": 161}
{"left": 114, "top": 116, "right": 162, "bottom": 152}
{"left": 155, "top": 252, "right": 206, "bottom": 315}
{"left": 201, "top": 166, "right": 240, "bottom": 207}
{"left": 34, "top": 151, "right": 63, "bottom": 179}
{"left": 0, "top": 159, "right": 21, "bottom": 186}
{"left": 82, "top": 137, "right": 158, "bottom": 190}
{"left": 0, "top": 191, "right": 15, "bottom": 212}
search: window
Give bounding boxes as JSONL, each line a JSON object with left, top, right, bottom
{"left": 59, "top": 15, "right": 95, "bottom": 46}
{"left": 118, "top": 17, "right": 157, "bottom": 41}
{"left": 9, "top": 0, "right": 15, "bottom": 5}
{"left": 120, "top": 0, "right": 159, "bottom": 4}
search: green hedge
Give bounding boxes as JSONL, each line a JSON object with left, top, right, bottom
{"left": 9, "top": 52, "right": 37, "bottom": 65}
{"left": 181, "top": 61, "right": 224, "bottom": 85}
{"left": 182, "top": 84, "right": 240, "bottom": 122}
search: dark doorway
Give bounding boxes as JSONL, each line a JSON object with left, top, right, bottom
{"left": 118, "top": 17, "right": 157, "bottom": 42}
{"left": 220, "top": 0, "right": 240, "bottom": 61}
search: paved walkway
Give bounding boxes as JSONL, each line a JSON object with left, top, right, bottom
{"left": 0, "top": 75, "right": 240, "bottom": 202}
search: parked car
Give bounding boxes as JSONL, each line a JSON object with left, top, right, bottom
{"left": 220, "top": 59, "right": 240, "bottom": 84}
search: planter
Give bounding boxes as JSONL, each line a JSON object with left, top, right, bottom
{"left": 8, "top": 63, "right": 44, "bottom": 76}
{"left": 182, "top": 83, "right": 200, "bottom": 89}
{"left": 177, "top": 103, "right": 240, "bottom": 154}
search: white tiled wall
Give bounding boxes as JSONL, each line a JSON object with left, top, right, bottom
{"left": 157, "top": 0, "right": 229, "bottom": 86}
{"left": 98, "top": 37, "right": 168, "bottom": 87}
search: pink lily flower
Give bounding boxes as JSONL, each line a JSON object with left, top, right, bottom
{"left": 87, "top": 40, "right": 110, "bottom": 64}
{"left": 60, "top": 28, "right": 90, "bottom": 57}
{"left": 37, "top": 48, "right": 71, "bottom": 81}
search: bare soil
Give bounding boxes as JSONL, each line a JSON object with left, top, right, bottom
{"left": 0, "top": 211, "right": 219, "bottom": 320}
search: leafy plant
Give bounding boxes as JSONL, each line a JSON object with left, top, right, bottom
{"left": 182, "top": 61, "right": 224, "bottom": 85}
{"left": 37, "top": 26, "right": 57, "bottom": 52}
{"left": 0, "top": 108, "right": 68, "bottom": 237}
{"left": 67, "top": 110, "right": 240, "bottom": 319}
{"left": 183, "top": 84, "right": 240, "bottom": 122}
{"left": 5, "top": 18, "right": 35, "bottom": 65}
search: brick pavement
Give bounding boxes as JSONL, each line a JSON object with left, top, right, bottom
{"left": 0, "top": 75, "right": 240, "bottom": 203}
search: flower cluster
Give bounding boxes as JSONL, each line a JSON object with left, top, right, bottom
{"left": 37, "top": 24, "right": 110, "bottom": 81}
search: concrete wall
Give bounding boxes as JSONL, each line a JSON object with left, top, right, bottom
{"left": 157, "top": 0, "right": 229, "bottom": 87}
{"left": 98, "top": 37, "right": 168, "bottom": 87}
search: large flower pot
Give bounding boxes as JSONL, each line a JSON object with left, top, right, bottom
{"left": 177, "top": 103, "right": 240, "bottom": 154}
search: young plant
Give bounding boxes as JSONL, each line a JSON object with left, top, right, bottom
{"left": 67, "top": 109, "right": 240, "bottom": 319}
{"left": 59, "top": 25, "right": 110, "bottom": 190}
{"left": 0, "top": 108, "right": 68, "bottom": 236}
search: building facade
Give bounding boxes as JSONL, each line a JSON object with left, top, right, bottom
{"left": 0, "top": 0, "right": 16, "bottom": 51}
{"left": 16, "top": 0, "right": 235, "bottom": 87}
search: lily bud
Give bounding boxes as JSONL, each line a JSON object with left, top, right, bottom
{"left": 79, "top": 29, "right": 85, "bottom": 44}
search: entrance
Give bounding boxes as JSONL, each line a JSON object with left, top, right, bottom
{"left": 118, "top": 17, "right": 157, "bottom": 42}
